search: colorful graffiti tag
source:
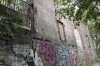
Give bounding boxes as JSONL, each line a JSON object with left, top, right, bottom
{"left": 69, "top": 49, "right": 77, "bottom": 66}
{"left": 84, "top": 50, "right": 89, "bottom": 63}
{"left": 69, "top": 48, "right": 78, "bottom": 66}
{"left": 39, "top": 41, "right": 56, "bottom": 66}
{"left": 58, "top": 45, "right": 78, "bottom": 66}
{"left": 77, "top": 49, "right": 85, "bottom": 66}
{"left": 84, "top": 50, "right": 96, "bottom": 62}
{"left": 90, "top": 50, "right": 96, "bottom": 60}
{"left": 58, "top": 46, "right": 70, "bottom": 66}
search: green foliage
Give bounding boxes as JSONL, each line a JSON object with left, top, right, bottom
{"left": 0, "top": 0, "right": 25, "bottom": 12}
{"left": 0, "top": 5, "right": 23, "bottom": 40}
{"left": 95, "top": 59, "right": 100, "bottom": 62}
{"left": 54, "top": 0, "right": 100, "bottom": 56}
{"left": 54, "top": 0, "right": 100, "bottom": 22}
{"left": 85, "top": 62, "right": 95, "bottom": 66}
{"left": 54, "top": 0, "right": 100, "bottom": 33}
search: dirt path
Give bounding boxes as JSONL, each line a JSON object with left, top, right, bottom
{"left": 94, "top": 62, "right": 100, "bottom": 66}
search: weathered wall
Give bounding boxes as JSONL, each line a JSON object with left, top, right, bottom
{"left": 33, "top": 0, "right": 79, "bottom": 66}
{"left": 0, "top": 29, "right": 31, "bottom": 66}
{"left": 34, "top": 0, "right": 59, "bottom": 43}
{"left": 77, "top": 23, "right": 98, "bottom": 63}
{"left": 0, "top": 0, "right": 98, "bottom": 66}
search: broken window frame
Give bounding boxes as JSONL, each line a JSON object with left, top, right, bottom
{"left": 57, "top": 20, "right": 66, "bottom": 42}
{"left": 86, "top": 35, "right": 91, "bottom": 48}
{"left": 0, "top": 0, "right": 36, "bottom": 31}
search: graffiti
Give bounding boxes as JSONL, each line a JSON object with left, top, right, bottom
{"left": 84, "top": 50, "right": 89, "bottom": 62}
{"left": 39, "top": 41, "right": 56, "bottom": 66}
{"left": 58, "top": 46, "right": 70, "bottom": 66}
{"left": 84, "top": 50, "right": 94, "bottom": 62}
{"left": 26, "top": 55, "right": 36, "bottom": 66}
{"left": 90, "top": 51, "right": 96, "bottom": 60}
{"left": 77, "top": 49, "right": 85, "bottom": 66}
{"left": 58, "top": 45, "right": 78, "bottom": 66}
{"left": 69, "top": 48, "right": 78, "bottom": 66}
{"left": 34, "top": 51, "right": 43, "bottom": 66}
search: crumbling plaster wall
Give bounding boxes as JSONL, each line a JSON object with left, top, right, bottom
{"left": 0, "top": 0, "right": 98, "bottom": 66}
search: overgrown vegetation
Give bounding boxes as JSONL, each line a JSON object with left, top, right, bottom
{"left": 95, "top": 59, "right": 100, "bottom": 62}
{"left": 0, "top": 0, "right": 25, "bottom": 12}
{"left": 85, "top": 62, "right": 94, "bottom": 66}
{"left": 54, "top": 0, "right": 100, "bottom": 56}
{"left": 85, "top": 59, "right": 100, "bottom": 66}
{"left": 0, "top": 5, "right": 23, "bottom": 40}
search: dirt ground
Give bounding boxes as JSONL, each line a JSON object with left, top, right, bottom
{"left": 94, "top": 62, "right": 100, "bottom": 66}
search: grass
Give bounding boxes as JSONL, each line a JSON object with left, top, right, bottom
{"left": 98, "top": 55, "right": 100, "bottom": 58}
{"left": 85, "top": 62, "right": 94, "bottom": 66}
{"left": 85, "top": 58, "right": 100, "bottom": 66}
{"left": 96, "top": 59, "right": 100, "bottom": 62}
{"left": 95, "top": 57, "right": 100, "bottom": 62}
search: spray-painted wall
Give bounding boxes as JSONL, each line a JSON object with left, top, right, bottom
{"left": 33, "top": 0, "right": 97, "bottom": 65}
{"left": 0, "top": 0, "right": 98, "bottom": 66}
{"left": 76, "top": 23, "right": 98, "bottom": 63}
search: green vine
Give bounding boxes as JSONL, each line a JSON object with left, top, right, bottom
{"left": 0, "top": 5, "right": 23, "bottom": 40}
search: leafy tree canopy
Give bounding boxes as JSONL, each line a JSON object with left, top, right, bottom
{"left": 54, "top": 0, "right": 100, "bottom": 55}
{"left": 0, "top": 5, "right": 23, "bottom": 40}
{"left": 54, "top": 0, "right": 100, "bottom": 29}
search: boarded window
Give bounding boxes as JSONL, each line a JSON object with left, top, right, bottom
{"left": 86, "top": 35, "right": 91, "bottom": 48}
{"left": 57, "top": 21, "right": 66, "bottom": 41}
{"left": 29, "top": 4, "right": 35, "bottom": 31}
{"left": 27, "top": 4, "right": 36, "bottom": 32}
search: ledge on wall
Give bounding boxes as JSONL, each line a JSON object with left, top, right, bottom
{"left": 22, "top": 26, "right": 31, "bottom": 30}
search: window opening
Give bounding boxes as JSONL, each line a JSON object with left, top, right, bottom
{"left": 57, "top": 20, "right": 66, "bottom": 41}
{"left": 86, "top": 35, "right": 91, "bottom": 48}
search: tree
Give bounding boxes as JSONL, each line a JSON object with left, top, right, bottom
{"left": 54, "top": 0, "right": 100, "bottom": 22}
{"left": 0, "top": 0, "right": 29, "bottom": 40}
{"left": 54, "top": 0, "right": 100, "bottom": 55}
{"left": 0, "top": 4, "right": 23, "bottom": 40}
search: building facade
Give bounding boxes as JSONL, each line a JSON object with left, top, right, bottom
{"left": 0, "top": 0, "right": 97, "bottom": 66}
